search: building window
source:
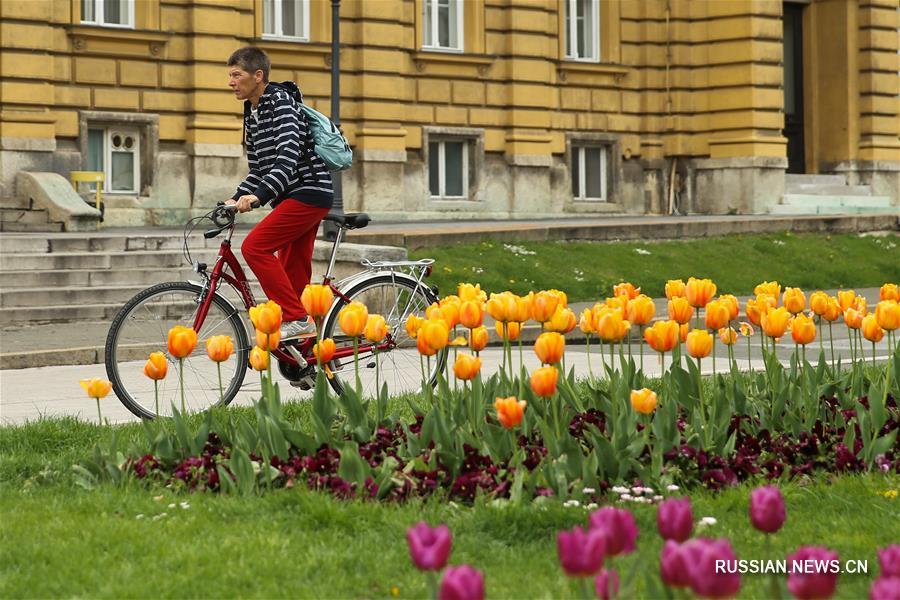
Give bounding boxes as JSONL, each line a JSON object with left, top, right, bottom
{"left": 81, "top": 0, "right": 134, "bottom": 28}
{"left": 263, "top": 0, "right": 309, "bottom": 41}
{"left": 564, "top": 0, "right": 599, "bottom": 61}
{"left": 88, "top": 127, "right": 140, "bottom": 194}
{"left": 423, "top": 0, "right": 463, "bottom": 51}
{"left": 429, "top": 139, "right": 468, "bottom": 199}
{"left": 572, "top": 144, "right": 607, "bottom": 201}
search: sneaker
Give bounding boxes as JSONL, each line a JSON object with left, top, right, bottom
{"left": 280, "top": 317, "right": 317, "bottom": 340}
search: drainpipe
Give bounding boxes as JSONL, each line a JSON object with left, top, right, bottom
{"left": 664, "top": 0, "right": 679, "bottom": 215}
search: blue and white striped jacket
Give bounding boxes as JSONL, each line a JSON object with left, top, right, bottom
{"left": 232, "top": 83, "right": 333, "bottom": 209}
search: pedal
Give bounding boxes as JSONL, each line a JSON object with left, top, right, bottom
{"left": 289, "top": 376, "right": 315, "bottom": 390}
{"left": 284, "top": 344, "right": 309, "bottom": 370}
{"left": 366, "top": 361, "right": 376, "bottom": 369}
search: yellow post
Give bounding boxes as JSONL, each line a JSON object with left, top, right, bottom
{"left": 70, "top": 171, "right": 105, "bottom": 227}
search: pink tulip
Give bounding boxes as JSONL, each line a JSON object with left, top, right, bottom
{"left": 439, "top": 565, "right": 485, "bottom": 600}
{"left": 595, "top": 569, "right": 619, "bottom": 600}
{"left": 657, "top": 497, "right": 694, "bottom": 542}
{"left": 787, "top": 546, "right": 840, "bottom": 600}
{"left": 870, "top": 577, "right": 900, "bottom": 600}
{"left": 689, "top": 538, "right": 742, "bottom": 599}
{"left": 406, "top": 522, "right": 452, "bottom": 571}
{"left": 557, "top": 526, "right": 606, "bottom": 577}
{"left": 750, "top": 485, "right": 786, "bottom": 534}
{"left": 880, "top": 545, "right": 900, "bottom": 578}
{"left": 660, "top": 540, "right": 697, "bottom": 588}
{"left": 589, "top": 507, "right": 639, "bottom": 556}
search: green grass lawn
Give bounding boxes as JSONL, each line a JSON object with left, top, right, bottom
{"left": 1, "top": 415, "right": 898, "bottom": 598}
{"left": 410, "top": 232, "right": 900, "bottom": 301}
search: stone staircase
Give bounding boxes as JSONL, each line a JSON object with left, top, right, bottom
{"left": 771, "top": 174, "right": 896, "bottom": 215}
{"left": 0, "top": 196, "right": 66, "bottom": 232}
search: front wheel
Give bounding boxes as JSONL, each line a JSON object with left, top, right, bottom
{"left": 105, "top": 281, "right": 250, "bottom": 419}
{"left": 321, "top": 274, "right": 446, "bottom": 398}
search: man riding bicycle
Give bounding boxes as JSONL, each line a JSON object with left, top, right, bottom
{"left": 225, "top": 46, "right": 333, "bottom": 340}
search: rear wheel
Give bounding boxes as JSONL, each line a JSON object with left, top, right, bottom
{"left": 105, "top": 281, "right": 250, "bottom": 419}
{"left": 321, "top": 274, "right": 445, "bottom": 398}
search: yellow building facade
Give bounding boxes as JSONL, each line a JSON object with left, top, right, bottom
{"left": 1, "top": 0, "right": 898, "bottom": 225}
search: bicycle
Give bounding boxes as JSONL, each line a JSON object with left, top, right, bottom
{"left": 104, "top": 203, "right": 447, "bottom": 420}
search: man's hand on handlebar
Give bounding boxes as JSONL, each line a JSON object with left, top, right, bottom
{"left": 225, "top": 195, "right": 260, "bottom": 213}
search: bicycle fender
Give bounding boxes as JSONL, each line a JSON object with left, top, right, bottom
{"left": 323, "top": 271, "right": 429, "bottom": 325}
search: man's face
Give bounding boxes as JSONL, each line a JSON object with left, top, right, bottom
{"left": 228, "top": 66, "right": 263, "bottom": 100}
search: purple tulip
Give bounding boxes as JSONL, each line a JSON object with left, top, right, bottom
{"left": 749, "top": 486, "right": 786, "bottom": 534}
{"left": 689, "top": 538, "right": 742, "bottom": 599}
{"left": 595, "top": 569, "right": 619, "bottom": 600}
{"left": 557, "top": 526, "right": 606, "bottom": 577}
{"left": 660, "top": 539, "right": 697, "bottom": 589}
{"left": 439, "top": 565, "right": 485, "bottom": 600}
{"left": 786, "top": 546, "right": 840, "bottom": 600}
{"left": 870, "top": 577, "right": 900, "bottom": 600}
{"left": 406, "top": 522, "right": 452, "bottom": 571}
{"left": 880, "top": 545, "right": 900, "bottom": 578}
{"left": 589, "top": 507, "right": 639, "bottom": 556}
{"left": 657, "top": 497, "right": 694, "bottom": 542}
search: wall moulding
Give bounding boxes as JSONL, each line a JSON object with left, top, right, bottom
{"left": 66, "top": 25, "right": 171, "bottom": 59}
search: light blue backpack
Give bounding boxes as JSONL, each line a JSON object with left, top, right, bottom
{"left": 277, "top": 81, "right": 353, "bottom": 172}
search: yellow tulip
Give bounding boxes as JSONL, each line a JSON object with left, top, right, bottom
{"left": 718, "top": 327, "right": 738, "bottom": 345}
{"left": 644, "top": 320, "right": 679, "bottom": 353}
{"left": 545, "top": 306, "right": 577, "bottom": 334}
{"left": 495, "top": 320, "right": 521, "bottom": 341}
{"left": 754, "top": 281, "right": 781, "bottom": 298}
{"left": 613, "top": 282, "right": 640, "bottom": 300}
{"left": 665, "top": 279, "right": 686, "bottom": 300}
{"left": 630, "top": 388, "right": 658, "bottom": 415}
{"left": 880, "top": 283, "right": 899, "bottom": 302}
{"left": 486, "top": 292, "right": 517, "bottom": 323}
{"left": 782, "top": 288, "right": 806, "bottom": 315}
{"left": 530, "top": 365, "right": 559, "bottom": 398}
{"left": 822, "top": 297, "right": 842, "bottom": 322}
{"left": 603, "top": 296, "right": 627, "bottom": 313}
{"left": 626, "top": 294, "right": 656, "bottom": 326}
{"left": 512, "top": 292, "right": 532, "bottom": 323}
{"left": 739, "top": 321, "right": 755, "bottom": 337}
{"left": 668, "top": 297, "right": 694, "bottom": 325}
{"left": 809, "top": 291, "right": 831, "bottom": 317}
{"left": 685, "top": 277, "right": 717, "bottom": 308}
{"left": 249, "top": 346, "right": 269, "bottom": 371}
{"left": 546, "top": 288, "right": 568, "bottom": 308}
{"left": 338, "top": 301, "right": 368, "bottom": 337}
{"left": 405, "top": 314, "right": 425, "bottom": 339}
{"left": 861, "top": 314, "right": 885, "bottom": 343}
{"left": 686, "top": 329, "right": 713, "bottom": 359}
{"left": 844, "top": 308, "right": 864, "bottom": 330}
{"left": 718, "top": 294, "right": 740, "bottom": 321}
{"left": 494, "top": 396, "right": 526, "bottom": 429}
{"left": 256, "top": 328, "right": 281, "bottom": 351}
{"left": 470, "top": 326, "right": 489, "bottom": 351}
{"left": 300, "top": 284, "right": 333, "bottom": 318}
{"left": 837, "top": 290, "right": 857, "bottom": 312}
{"left": 438, "top": 296, "right": 462, "bottom": 329}
{"left": 80, "top": 377, "right": 112, "bottom": 399}
{"left": 704, "top": 300, "right": 730, "bottom": 330}
{"left": 875, "top": 300, "right": 900, "bottom": 331}
{"left": 534, "top": 331, "right": 565, "bottom": 365}
{"left": 167, "top": 325, "right": 197, "bottom": 359}
{"left": 143, "top": 352, "right": 168, "bottom": 380}
{"left": 313, "top": 338, "right": 336, "bottom": 364}
{"left": 206, "top": 335, "right": 234, "bottom": 363}
{"left": 790, "top": 314, "right": 816, "bottom": 346}
{"left": 419, "top": 318, "right": 450, "bottom": 352}
{"left": 249, "top": 300, "right": 282, "bottom": 335}
{"left": 453, "top": 353, "right": 482, "bottom": 381}
{"left": 579, "top": 308, "right": 595, "bottom": 335}
{"left": 531, "top": 290, "right": 561, "bottom": 323}
{"left": 458, "top": 282, "right": 487, "bottom": 303}
{"left": 595, "top": 308, "right": 629, "bottom": 343}
{"left": 417, "top": 334, "right": 437, "bottom": 357}
{"left": 364, "top": 314, "right": 389, "bottom": 343}
{"left": 745, "top": 298, "right": 765, "bottom": 326}
{"left": 459, "top": 300, "right": 485, "bottom": 329}
{"left": 679, "top": 323, "right": 690, "bottom": 343}
{"left": 761, "top": 307, "right": 791, "bottom": 339}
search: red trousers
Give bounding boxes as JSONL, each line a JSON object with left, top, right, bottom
{"left": 241, "top": 199, "right": 330, "bottom": 322}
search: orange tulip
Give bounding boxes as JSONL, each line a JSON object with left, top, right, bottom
{"left": 686, "top": 329, "right": 713, "bottom": 359}
{"left": 167, "top": 325, "right": 197, "bottom": 359}
{"left": 644, "top": 320, "right": 679, "bottom": 353}
{"left": 531, "top": 290, "right": 561, "bottom": 323}
{"left": 875, "top": 300, "right": 900, "bottom": 331}
{"left": 449, "top": 336, "right": 468, "bottom": 347}
{"left": 668, "top": 297, "right": 694, "bottom": 325}
{"left": 547, "top": 289, "right": 568, "bottom": 307}
{"left": 494, "top": 396, "right": 526, "bottom": 429}
{"left": 534, "top": 331, "right": 565, "bottom": 365}
{"left": 338, "top": 301, "right": 369, "bottom": 337}
{"left": 595, "top": 309, "right": 630, "bottom": 343}
{"left": 495, "top": 321, "right": 521, "bottom": 341}
{"left": 313, "top": 338, "right": 336, "bottom": 364}
{"left": 426, "top": 304, "right": 450, "bottom": 330}
{"left": 603, "top": 296, "right": 627, "bottom": 313}
{"left": 822, "top": 297, "right": 842, "bottom": 322}
{"left": 437, "top": 297, "right": 461, "bottom": 329}
{"left": 718, "top": 327, "right": 738, "bottom": 345}
{"left": 419, "top": 319, "right": 450, "bottom": 352}
{"left": 679, "top": 323, "right": 690, "bottom": 343}
{"left": 809, "top": 291, "right": 830, "bottom": 317}
{"left": 844, "top": 308, "right": 864, "bottom": 330}
{"left": 630, "top": 388, "right": 658, "bottom": 415}
{"left": 512, "top": 292, "right": 532, "bottom": 323}
{"left": 782, "top": 288, "right": 806, "bottom": 315}
{"left": 206, "top": 335, "right": 234, "bottom": 362}
{"left": 417, "top": 334, "right": 437, "bottom": 357}
{"left": 256, "top": 328, "right": 281, "bottom": 351}
{"left": 790, "top": 314, "right": 816, "bottom": 345}
{"left": 459, "top": 300, "right": 485, "bottom": 329}
{"left": 761, "top": 307, "right": 791, "bottom": 339}
{"left": 143, "top": 352, "right": 168, "bottom": 380}
{"left": 405, "top": 314, "right": 424, "bottom": 339}
{"left": 861, "top": 314, "right": 885, "bottom": 343}
{"left": 486, "top": 292, "right": 517, "bottom": 323}
{"left": 718, "top": 294, "right": 740, "bottom": 321}
{"left": 364, "top": 314, "right": 389, "bottom": 343}
{"left": 853, "top": 296, "right": 868, "bottom": 316}
{"left": 461, "top": 325, "right": 487, "bottom": 352}
{"left": 300, "top": 284, "right": 333, "bottom": 318}
{"left": 626, "top": 295, "right": 656, "bottom": 326}
{"left": 685, "top": 277, "right": 717, "bottom": 308}
{"left": 705, "top": 300, "right": 730, "bottom": 330}
{"left": 837, "top": 290, "right": 857, "bottom": 313}
{"left": 881, "top": 283, "right": 899, "bottom": 302}
{"left": 249, "top": 300, "right": 282, "bottom": 335}
{"left": 754, "top": 281, "right": 781, "bottom": 299}
{"left": 249, "top": 346, "right": 269, "bottom": 371}
{"left": 529, "top": 365, "right": 559, "bottom": 398}
{"left": 453, "top": 353, "right": 482, "bottom": 381}
{"left": 458, "top": 282, "right": 487, "bottom": 303}
{"left": 545, "top": 306, "right": 577, "bottom": 334}
{"left": 579, "top": 308, "right": 595, "bottom": 335}
{"left": 80, "top": 377, "right": 112, "bottom": 399}
{"left": 613, "top": 282, "right": 640, "bottom": 301}
{"left": 665, "top": 279, "right": 686, "bottom": 300}
{"left": 739, "top": 321, "right": 755, "bottom": 337}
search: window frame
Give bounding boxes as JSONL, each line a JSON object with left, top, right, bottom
{"left": 563, "top": 0, "right": 600, "bottom": 62}
{"left": 80, "top": 0, "right": 135, "bottom": 29}
{"left": 88, "top": 126, "right": 141, "bottom": 194}
{"left": 262, "top": 0, "right": 311, "bottom": 43}
{"left": 429, "top": 138, "right": 469, "bottom": 200}
{"left": 422, "top": 0, "right": 465, "bottom": 53}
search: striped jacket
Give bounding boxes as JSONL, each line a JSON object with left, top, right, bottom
{"left": 232, "top": 83, "right": 333, "bottom": 209}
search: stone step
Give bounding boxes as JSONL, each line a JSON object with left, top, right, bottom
{"left": 0, "top": 231, "right": 248, "bottom": 254}
{"left": 0, "top": 221, "right": 65, "bottom": 233}
{"left": 0, "top": 207, "right": 50, "bottom": 224}
{"left": 780, "top": 194, "right": 894, "bottom": 208}
{"left": 0, "top": 266, "right": 265, "bottom": 289}
{"left": 0, "top": 197, "right": 32, "bottom": 210}
{"left": 784, "top": 184, "right": 873, "bottom": 196}
{"left": 0, "top": 249, "right": 223, "bottom": 271}
{"left": 0, "top": 282, "right": 266, "bottom": 309}
{"left": 785, "top": 174, "right": 846, "bottom": 186}
{"left": 770, "top": 204, "right": 897, "bottom": 216}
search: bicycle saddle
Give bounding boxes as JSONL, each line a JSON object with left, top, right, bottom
{"left": 324, "top": 212, "right": 370, "bottom": 230}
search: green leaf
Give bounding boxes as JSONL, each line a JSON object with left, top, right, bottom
{"left": 337, "top": 441, "right": 370, "bottom": 490}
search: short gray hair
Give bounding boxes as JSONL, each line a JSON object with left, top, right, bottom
{"left": 227, "top": 46, "right": 271, "bottom": 82}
